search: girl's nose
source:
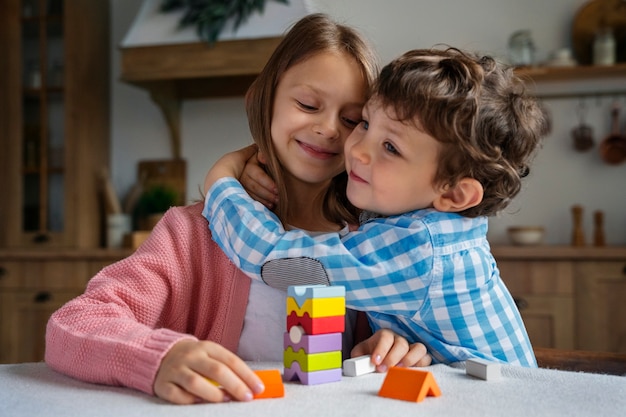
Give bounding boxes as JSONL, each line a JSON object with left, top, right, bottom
{"left": 313, "top": 116, "right": 340, "bottom": 140}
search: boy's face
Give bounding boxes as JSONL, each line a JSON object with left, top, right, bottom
{"left": 270, "top": 51, "right": 366, "bottom": 188}
{"left": 344, "top": 99, "right": 442, "bottom": 216}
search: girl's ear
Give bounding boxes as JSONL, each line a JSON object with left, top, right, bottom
{"left": 433, "top": 178, "right": 483, "bottom": 213}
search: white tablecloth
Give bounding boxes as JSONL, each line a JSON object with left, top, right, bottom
{"left": 1, "top": 362, "right": 624, "bottom": 417}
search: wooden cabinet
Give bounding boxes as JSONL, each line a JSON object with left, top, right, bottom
{"left": 493, "top": 246, "right": 626, "bottom": 353}
{"left": 496, "top": 259, "right": 575, "bottom": 349}
{"left": 0, "top": 0, "right": 109, "bottom": 248}
{"left": 575, "top": 262, "right": 626, "bottom": 353}
{"left": 0, "top": 250, "right": 129, "bottom": 363}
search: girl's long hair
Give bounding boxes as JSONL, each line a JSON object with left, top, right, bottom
{"left": 245, "top": 13, "right": 379, "bottom": 226}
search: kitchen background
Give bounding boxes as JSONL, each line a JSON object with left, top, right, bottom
{"left": 110, "top": 0, "right": 626, "bottom": 246}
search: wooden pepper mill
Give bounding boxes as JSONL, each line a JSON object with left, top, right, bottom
{"left": 593, "top": 210, "right": 606, "bottom": 247}
{"left": 571, "top": 205, "right": 585, "bottom": 246}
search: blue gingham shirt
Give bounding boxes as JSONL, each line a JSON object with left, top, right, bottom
{"left": 204, "top": 178, "right": 536, "bottom": 367}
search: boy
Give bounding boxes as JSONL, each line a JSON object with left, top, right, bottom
{"left": 202, "top": 47, "right": 549, "bottom": 366}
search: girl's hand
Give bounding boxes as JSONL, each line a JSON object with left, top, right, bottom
{"left": 240, "top": 151, "right": 279, "bottom": 209}
{"left": 203, "top": 145, "right": 258, "bottom": 194}
{"left": 350, "top": 329, "right": 432, "bottom": 372}
{"left": 153, "top": 339, "right": 265, "bottom": 404}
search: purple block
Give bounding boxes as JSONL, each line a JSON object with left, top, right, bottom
{"left": 283, "top": 331, "right": 342, "bottom": 353}
{"left": 284, "top": 362, "right": 342, "bottom": 385}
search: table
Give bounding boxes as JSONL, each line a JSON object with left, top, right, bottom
{"left": 1, "top": 362, "right": 624, "bottom": 417}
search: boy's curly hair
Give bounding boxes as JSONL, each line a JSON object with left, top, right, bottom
{"left": 374, "top": 47, "right": 550, "bottom": 217}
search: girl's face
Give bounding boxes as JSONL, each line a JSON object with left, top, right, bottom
{"left": 270, "top": 51, "right": 366, "bottom": 188}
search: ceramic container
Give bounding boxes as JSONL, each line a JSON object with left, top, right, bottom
{"left": 507, "top": 226, "right": 545, "bottom": 246}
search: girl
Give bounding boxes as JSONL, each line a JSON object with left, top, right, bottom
{"left": 45, "top": 14, "right": 430, "bottom": 406}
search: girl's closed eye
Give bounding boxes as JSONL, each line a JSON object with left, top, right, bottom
{"left": 341, "top": 115, "right": 362, "bottom": 128}
{"left": 296, "top": 100, "right": 317, "bottom": 111}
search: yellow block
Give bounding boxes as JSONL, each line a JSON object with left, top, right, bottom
{"left": 283, "top": 347, "right": 342, "bottom": 372}
{"left": 286, "top": 296, "right": 345, "bottom": 318}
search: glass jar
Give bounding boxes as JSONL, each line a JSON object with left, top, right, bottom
{"left": 508, "top": 30, "right": 535, "bottom": 67}
{"left": 593, "top": 27, "right": 616, "bottom": 66}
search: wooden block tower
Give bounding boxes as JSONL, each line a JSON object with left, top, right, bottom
{"left": 283, "top": 285, "right": 345, "bottom": 385}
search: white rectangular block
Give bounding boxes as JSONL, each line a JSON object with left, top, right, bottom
{"left": 343, "top": 355, "right": 376, "bottom": 377}
{"left": 466, "top": 358, "right": 501, "bottom": 381}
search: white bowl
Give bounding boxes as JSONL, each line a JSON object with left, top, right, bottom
{"left": 507, "top": 226, "right": 545, "bottom": 246}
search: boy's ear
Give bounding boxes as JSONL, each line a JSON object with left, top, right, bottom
{"left": 433, "top": 178, "right": 483, "bottom": 213}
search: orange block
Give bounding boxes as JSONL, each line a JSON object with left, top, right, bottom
{"left": 378, "top": 367, "right": 441, "bottom": 402}
{"left": 253, "top": 369, "right": 285, "bottom": 399}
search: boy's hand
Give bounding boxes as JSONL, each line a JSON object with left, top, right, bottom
{"left": 154, "top": 339, "right": 265, "bottom": 404}
{"left": 203, "top": 145, "right": 258, "bottom": 194}
{"left": 351, "top": 329, "right": 432, "bottom": 372}
{"left": 240, "top": 151, "right": 279, "bottom": 209}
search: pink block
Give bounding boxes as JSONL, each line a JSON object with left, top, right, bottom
{"left": 283, "top": 331, "right": 342, "bottom": 354}
{"left": 284, "top": 362, "right": 342, "bottom": 385}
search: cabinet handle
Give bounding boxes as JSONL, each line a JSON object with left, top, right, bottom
{"left": 623, "top": 264, "right": 626, "bottom": 276}
{"left": 0, "top": 266, "right": 5, "bottom": 278}
{"left": 33, "top": 233, "right": 50, "bottom": 243}
{"left": 34, "top": 291, "right": 52, "bottom": 303}
{"left": 514, "top": 297, "right": 529, "bottom": 311}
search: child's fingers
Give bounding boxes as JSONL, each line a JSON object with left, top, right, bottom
{"left": 241, "top": 154, "right": 278, "bottom": 205}
{"left": 154, "top": 380, "right": 200, "bottom": 404}
{"left": 399, "top": 343, "right": 432, "bottom": 367}
{"left": 373, "top": 332, "right": 409, "bottom": 371}
{"left": 170, "top": 368, "right": 230, "bottom": 404}
{"left": 198, "top": 343, "right": 265, "bottom": 401}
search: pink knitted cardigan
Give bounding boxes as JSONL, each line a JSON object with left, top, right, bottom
{"left": 45, "top": 203, "right": 251, "bottom": 395}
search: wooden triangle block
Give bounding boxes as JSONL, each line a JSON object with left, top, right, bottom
{"left": 378, "top": 367, "right": 442, "bottom": 402}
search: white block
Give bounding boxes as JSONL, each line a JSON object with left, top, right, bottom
{"left": 466, "top": 358, "right": 501, "bottom": 380}
{"left": 343, "top": 355, "right": 376, "bottom": 377}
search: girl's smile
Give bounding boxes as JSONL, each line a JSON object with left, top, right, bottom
{"left": 297, "top": 140, "right": 341, "bottom": 160}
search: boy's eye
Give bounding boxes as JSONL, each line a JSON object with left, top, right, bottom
{"left": 361, "top": 120, "right": 369, "bottom": 130}
{"left": 384, "top": 141, "right": 399, "bottom": 155}
{"left": 297, "top": 101, "right": 317, "bottom": 111}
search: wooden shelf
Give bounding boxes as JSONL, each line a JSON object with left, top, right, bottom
{"left": 515, "top": 63, "right": 626, "bottom": 82}
{"left": 120, "top": 39, "right": 626, "bottom": 154}
{"left": 119, "top": 37, "right": 282, "bottom": 158}
{"left": 120, "top": 36, "right": 282, "bottom": 98}
{"left": 515, "top": 63, "right": 626, "bottom": 100}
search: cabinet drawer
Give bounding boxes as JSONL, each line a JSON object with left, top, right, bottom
{"left": 0, "top": 262, "right": 23, "bottom": 289}
{"left": 0, "top": 289, "right": 82, "bottom": 363}
{"left": 20, "top": 261, "right": 92, "bottom": 290}
{"left": 0, "top": 260, "right": 95, "bottom": 291}
{"left": 513, "top": 294, "right": 574, "bottom": 349}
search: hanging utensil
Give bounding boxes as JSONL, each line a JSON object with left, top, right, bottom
{"left": 571, "top": 99, "right": 595, "bottom": 152}
{"left": 599, "top": 101, "right": 626, "bottom": 165}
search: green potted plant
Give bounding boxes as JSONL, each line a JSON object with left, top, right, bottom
{"left": 160, "top": 0, "right": 289, "bottom": 44}
{"left": 133, "top": 184, "right": 179, "bottom": 230}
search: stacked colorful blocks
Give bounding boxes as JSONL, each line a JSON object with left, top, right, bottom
{"left": 283, "top": 285, "right": 345, "bottom": 385}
